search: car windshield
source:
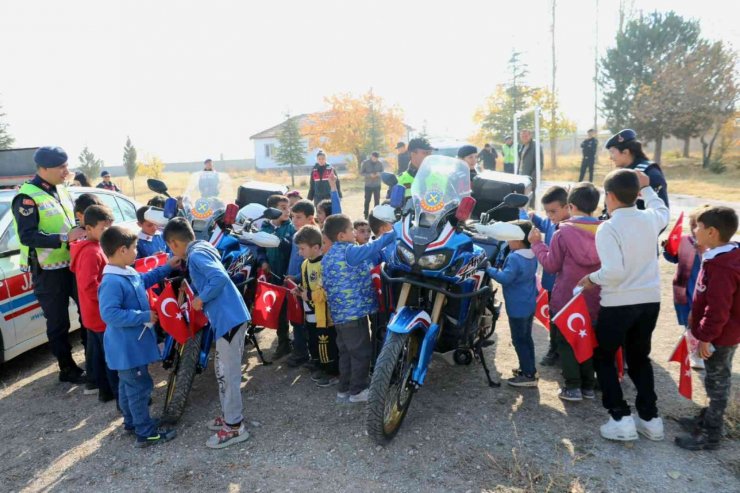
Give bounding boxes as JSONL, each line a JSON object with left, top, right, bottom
{"left": 0, "top": 200, "right": 10, "bottom": 221}
{"left": 410, "top": 155, "right": 470, "bottom": 223}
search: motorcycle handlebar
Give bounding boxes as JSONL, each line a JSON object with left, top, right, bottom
{"left": 380, "top": 267, "right": 490, "bottom": 299}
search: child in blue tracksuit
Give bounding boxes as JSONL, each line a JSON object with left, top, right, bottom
{"left": 98, "top": 225, "right": 179, "bottom": 448}
{"left": 487, "top": 220, "right": 539, "bottom": 387}
{"left": 136, "top": 206, "right": 171, "bottom": 258}
{"left": 528, "top": 186, "right": 571, "bottom": 365}
{"left": 163, "top": 217, "right": 251, "bottom": 450}
{"left": 322, "top": 214, "right": 396, "bottom": 403}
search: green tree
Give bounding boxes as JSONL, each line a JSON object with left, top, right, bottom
{"left": 123, "top": 136, "right": 138, "bottom": 197}
{"left": 600, "top": 11, "right": 702, "bottom": 162}
{"left": 363, "top": 94, "right": 385, "bottom": 158}
{"left": 0, "top": 101, "right": 14, "bottom": 150}
{"left": 275, "top": 113, "right": 306, "bottom": 187}
{"left": 78, "top": 146, "right": 103, "bottom": 182}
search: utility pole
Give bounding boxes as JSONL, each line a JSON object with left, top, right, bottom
{"left": 550, "top": 0, "right": 558, "bottom": 169}
{"left": 593, "top": 0, "right": 599, "bottom": 133}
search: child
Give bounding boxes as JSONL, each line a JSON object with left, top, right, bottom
{"left": 529, "top": 183, "right": 602, "bottom": 400}
{"left": 577, "top": 169, "right": 669, "bottom": 442}
{"left": 70, "top": 205, "right": 117, "bottom": 402}
{"left": 675, "top": 206, "right": 739, "bottom": 451}
{"left": 136, "top": 206, "right": 170, "bottom": 258}
{"left": 368, "top": 212, "right": 396, "bottom": 262}
{"left": 98, "top": 226, "right": 179, "bottom": 447}
{"left": 285, "top": 199, "right": 317, "bottom": 368}
{"left": 529, "top": 186, "right": 571, "bottom": 366}
{"left": 294, "top": 225, "right": 339, "bottom": 387}
{"left": 286, "top": 190, "right": 302, "bottom": 207}
{"left": 663, "top": 207, "right": 707, "bottom": 369}
{"left": 164, "top": 217, "right": 252, "bottom": 449}
{"left": 315, "top": 172, "right": 342, "bottom": 226}
{"left": 260, "top": 194, "right": 296, "bottom": 359}
{"left": 353, "top": 219, "right": 371, "bottom": 245}
{"left": 486, "top": 220, "right": 539, "bottom": 387}
{"left": 147, "top": 195, "right": 167, "bottom": 208}
{"left": 322, "top": 214, "right": 396, "bottom": 403}
{"left": 73, "top": 193, "right": 103, "bottom": 235}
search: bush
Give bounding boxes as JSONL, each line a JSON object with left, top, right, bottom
{"left": 708, "top": 159, "right": 727, "bottom": 174}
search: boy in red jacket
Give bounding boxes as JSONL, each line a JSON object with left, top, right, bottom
{"left": 70, "top": 205, "right": 117, "bottom": 402}
{"left": 675, "top": 206, "right": 739, "bottom": 451}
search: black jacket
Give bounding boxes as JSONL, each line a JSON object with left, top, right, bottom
{"left": 580, "top": 137, "right": 598, "bottom": 163}
{"left": 307, "top": 163, "right": 341, "bottom": 203}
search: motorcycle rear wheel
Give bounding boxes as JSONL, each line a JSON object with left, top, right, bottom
{"left": 367, "top": 331, "right": 420, "bottom": 444}
{"left": 161, "top": 330, "right": 204, "bottom": 424}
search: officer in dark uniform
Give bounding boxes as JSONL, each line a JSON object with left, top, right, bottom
{"left": 605, "top": 129, "right": 669, "bottom": 210}
{"left": 12, "top": 147, "right": 87, "bottom": 383}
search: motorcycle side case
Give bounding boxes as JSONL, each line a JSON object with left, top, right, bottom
{"left": 236, "top": 181, "right": 288, "bottom": 208}
{"left": 471, "top": 171, "right": 532, "bottom": 220}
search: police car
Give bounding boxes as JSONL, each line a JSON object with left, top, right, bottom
{"left": 0, "top": 187, "right": 140, "bottom": 363}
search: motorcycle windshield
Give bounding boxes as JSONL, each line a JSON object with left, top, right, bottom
{"left": 182, "top": 170, "right": 233, "bottom": 221}
{"left": 410, "top": 155, "right": 471, "bottom": 228}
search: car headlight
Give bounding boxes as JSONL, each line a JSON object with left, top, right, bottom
{"left": 396, "top": 244, "right": 415, "bottom": 264}
{"left": 417, "top": 251, "right": 450, "bottom": 270}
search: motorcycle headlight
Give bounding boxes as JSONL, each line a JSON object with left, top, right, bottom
{"left": 396, "top": 244, "right": 415, "bottom": 264}
{"left": 417, "top": 251, "right": 450, "bottom": 270}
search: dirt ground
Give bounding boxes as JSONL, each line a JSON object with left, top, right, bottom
{"left": 1, "top": 190, "right": 738, "bottom": 493}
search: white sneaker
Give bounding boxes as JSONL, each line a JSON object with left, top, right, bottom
{"left": 600, "top": 416, "right": 638, "bottom": 441}
{"left": 336, "top": 391, "right": 350, "bottom": 403}
{"left": 348, "top": 388, "right": 369, "bottom": 403}
{"left": 634, "top": 415, "right": 664, "bottom": 441}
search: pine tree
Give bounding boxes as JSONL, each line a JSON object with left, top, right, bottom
{"left": 0, "top": 102, "right": 15, "bottom": 150}
{"left": 363, "top": 96, "right": 385, "bottom": 159}
{"left": 275, "top": 113, "right": 306, "bottom": 187}
{"left": 123, "top": 137, "right": 138, "bottom": 197}
{"left": 78, "top": 146, "right": 103, "bottom": 182}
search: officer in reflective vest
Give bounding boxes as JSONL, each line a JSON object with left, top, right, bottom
{"left": 397, "top": 137, "right": 436, "bottom": 197}
{"left": 12, "top": 147, "right": 87, "bottom": 383}
{"left": 501, "top": 136, "right": 516, "bottom": 174}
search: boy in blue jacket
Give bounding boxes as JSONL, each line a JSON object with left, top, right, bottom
{"left": 529, "top": 186, "right": 571, "bottom": 366}
{"left": 136, "top": 206, "right": 171, "bottom": 259}
{"left": 486, "top": 220, "right": 539, "bottom": 387}
{"left": 164, "top": 217, "right": 251, "bottom": 449}
{"left": 98, "top": 226, "right": 180, "bottom": 447}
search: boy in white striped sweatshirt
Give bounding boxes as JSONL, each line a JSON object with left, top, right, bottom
{"left": 577, "top": 169, "right": 670, "bottom": 443}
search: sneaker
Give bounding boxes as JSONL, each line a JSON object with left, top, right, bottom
{"left": 336, "top": 391, "right": 350, "bottom": 403}
{"left": 135, "top": 428, "right": 177, "bottom": 448}
{"left": 349, "top": 388, "right": 370, "bottom": 403}
{"left": 581, "top": 388, "right": 596, "bottom": 400}
{"left": 507, "top": 374, "right": 538, "bottom": 387}
{"left": 286, "top": 352, "right": 309, "bottom": 368}
{"left": 123, "top": 425, "right": 135, "bottom": 435}
{"left": 311, "top": 370, "right": 327, "bottom": 382}
{"left": 206, "top": 423, "right": 250, "bottom": 449}
{"left": 316, "top": 376, "right": 339, "bottom": 388}
{"left": 303, "top": 359, "right": 320, "bottom": 371}
{"left": 539, "top": 350, "right": 559, "bottom": 367}
{"left": 511, "top": 368, "right": 539, "bottom": 379}
{"left": 83, "top": 382, "right": 99, "bottom": 395}
{"left": 207, "top": 416, "right": 227, "bottom": 431}
{"left": 600, "top": 416, "right": 638, "bottom": 441}
{"left": 558, "top": 388, "right": 583, "bottom": 401}
{"left": 675, "top": 428, "right": 721, "bottom": 451}
{"left": 272, "top": 341, "right": 292, "bottom": 360}
{"left": 59, "top": 367, "right": 87, "bottom": 384}
{"left": 634, "top": 415, "right": 664, "bottom": 441}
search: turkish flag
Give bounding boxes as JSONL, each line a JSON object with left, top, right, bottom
{"left": 371, "top": 264, "right": 387, "bottom": 313}
{"left": 664, "top": 211, "right": 684, "bottom": 257}
{"left": 552, "top": 293, "right": 597, "bottom": 363}
{"left": 284, "top": 278, "right": 304, "bottom": 325}
{"left": 534, "top": 288, "right": 550, "bottom": 330}
{"left": 155, "top": 282, "right": 190, "bottom": 344}
{"left": 182, "top": 280, "right": 209, "bottom": 333}
{"left": 669, "top": 334, "right": 692, "bottom": 400}
{"left": 135, "top": 252, "right": 169, "bottom": 273}
{"left": 252, "top": 281, "right": 286, "bottom": 330}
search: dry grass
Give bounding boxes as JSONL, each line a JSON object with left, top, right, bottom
{"left": 725, "top": 398, "right": 740, "bottom": 440}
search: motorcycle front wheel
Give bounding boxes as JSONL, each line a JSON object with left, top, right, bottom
{"left": 161, "top": 330, "right": 204, "bottom": 424}
{"left": 367, "top": 331, "right": 420, "bottom": 444}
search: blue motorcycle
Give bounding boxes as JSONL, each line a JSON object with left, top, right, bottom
{"left": 367, "top": 156, "right": 528, "bottom": 444}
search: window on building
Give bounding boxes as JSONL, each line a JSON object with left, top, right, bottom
{"left": 265, "top": 143, "right": 276, "bottom": 158}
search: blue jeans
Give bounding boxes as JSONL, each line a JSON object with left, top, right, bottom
{"left": 118, "top": 366, "right": 156, "bottom": 438}
{"left": 509, "top": 315, "right": 536, "bottom": 376}
{"left": 88, "top": 331, "right": 118, "bottom": 396}
{"left": 292, "top": 323, "right": 309, "bottom": 358}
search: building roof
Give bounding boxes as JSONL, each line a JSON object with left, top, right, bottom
{"left": 250, "top": 113, "right": 414, "bottom": 140}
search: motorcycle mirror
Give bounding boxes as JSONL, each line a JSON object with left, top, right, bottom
{"left": 143, "top": 207, "right": 168, "bottom": 227}
{"left": 263, "top": 207, "right": 284, "bottom": 221}
{"left": 163, "top": 198, "right": 178, "bottom": 219}
{"left": 371, "top": 204, "right": 397, "bottom": 223}
{"left": 455, "top": 196, "right": 476, "bottom": 222}
{"left": 223, "top": 204, "right": 239, "bottom": 227}
{"left": 381, "top": 172, "right": 399, "bottom": 188}
{"left": 146, "top": 178, "right": 170, "bottom": 197}
{"left": 503, "top": 193, "right": 530, "bottom": 209}
{"left": 389, "top": 185, "right": 406, "bottom": 209}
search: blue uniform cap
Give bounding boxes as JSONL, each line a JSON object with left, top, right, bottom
{"left": 33, "top": 146, "right": 68, "bottom": 168}
{"left": 605, "top": 129, "right": 637, "bottom": 149}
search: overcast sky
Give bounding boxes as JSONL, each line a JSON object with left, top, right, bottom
{"left": 1, "top": 0, "right": 737, "bottom": 165}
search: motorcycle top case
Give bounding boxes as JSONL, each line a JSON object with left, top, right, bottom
{"left": 471, "top": 171, "right": 532, "bottom": 221}
{"left": 236, "top": 180, "right": 288, "bottom": 208}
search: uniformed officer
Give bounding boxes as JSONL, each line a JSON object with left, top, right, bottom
{"left": 458, "top": 145, "right": 479, "bottom": 181}
{"left": 605, "top": 129, "right": 669, "bottom": 209}
{"left": 12, "top": 146, "right": 87, "bottom": 383}
{"left": 398, "top": 137, "right": 436, "bottom": 197}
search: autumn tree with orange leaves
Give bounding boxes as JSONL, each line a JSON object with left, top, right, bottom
{"left": 304, "top": 90, "right": 406, "bottom": 170}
